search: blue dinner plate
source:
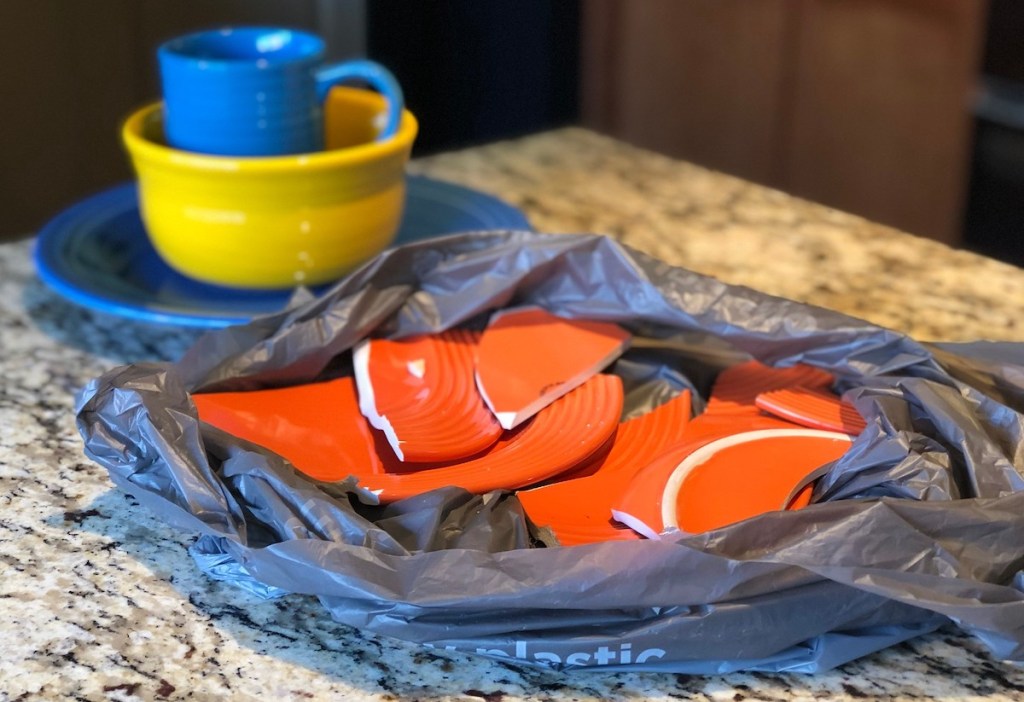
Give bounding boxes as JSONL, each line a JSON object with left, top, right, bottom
{"left": 33, "top": 175, "right": 532, "bottom": 328}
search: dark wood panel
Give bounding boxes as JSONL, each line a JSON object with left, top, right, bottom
{"left": 782, "top": 0, "right": 987, "bottom": 244}
{"left": 0, "top": 0, "right": 318, "bottom": 240}
{"left": 581, "top": 0, "right": 792, "bottom": 185}
{"left": 0, "top": 2, "right": 135, "bottom": 240}
{"left": 580, "top": 0, "right": 988, "bottom": 245}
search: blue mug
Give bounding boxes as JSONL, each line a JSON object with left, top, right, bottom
{"left": 157, "top": 27, "right": 404, "bottom": 156}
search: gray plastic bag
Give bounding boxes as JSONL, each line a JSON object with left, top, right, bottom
{"left": 76, "top": 231, "right": 1024, "bottom": 674}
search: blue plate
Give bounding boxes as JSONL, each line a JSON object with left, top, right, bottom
{"left": 33, "top": 176, "right": 531, "bottom": 328}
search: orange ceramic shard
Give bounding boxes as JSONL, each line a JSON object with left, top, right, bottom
{"left": 517, "top": 389, "right": 692, "bottom": 546}
{"left": 754, "top": 387, "right": 867, "bottom": 435}
{"left": 704, "top": 360, "right": 835, "bottom": 415}
{"left": 611, "top": 428, "right": 852, "bottom": 538}
{"left": 475, "top": 306, "right": 631, "bottom": 430}
{"left": 353, "top": 329, "right": 502, "bottom": 462}
{"left": 363, "top": 373, "right": 624, "bottom": 502}
{"left": 193, "top": 377, "right": 386, "bottom": 482}
{"left": 195, "top": 373, "right": 622, "bottom": 504}
{"left": 679, "top": 412, "right": 800, "bottom": 443}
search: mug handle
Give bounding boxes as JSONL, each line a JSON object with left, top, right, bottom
{"left": 315, "top": 59, "right": 404, "bottom": 141}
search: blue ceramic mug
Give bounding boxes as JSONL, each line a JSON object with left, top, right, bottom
{"left": 157, "top": 27, "right": 404, "bottom": 156}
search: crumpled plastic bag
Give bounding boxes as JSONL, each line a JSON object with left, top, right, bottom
{"left": 76, "top": 231, "right": 1024, "bottom": 674}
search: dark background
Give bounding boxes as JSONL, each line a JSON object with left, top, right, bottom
{"left": 0, "top": 0, "right": 580, "bottom": 240}
{"left": 963, "top": 0, "right": 1024, "bottom": 266}
{"left": 1, "top": 0, "right": 1023, "bottom": 270}
{"left": 368, "top": 1, "right": 579, "bottom": 154}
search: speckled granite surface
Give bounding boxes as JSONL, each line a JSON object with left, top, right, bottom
{"left": 4, "top": 128, "right": 1024, "bottom": 700}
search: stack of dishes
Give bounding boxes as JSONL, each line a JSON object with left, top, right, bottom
{"left": 34, "top": 89, "right": 532, "bottom": 327}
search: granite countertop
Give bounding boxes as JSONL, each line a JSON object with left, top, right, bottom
{"left": 3, "top": 127, "right": 1024, "bottom": 700}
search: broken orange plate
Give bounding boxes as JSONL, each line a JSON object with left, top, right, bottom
{"left": 517, "top": 389, "right": 692, "bottom": 546}
{"left": 353, "top": 329, "right": 502, "bottom": 462}
{"left": 677, "top": 411, "right": 802, "bottom": 443}
{"left": 193, "top": 377, "right": 386, "bottom": 482}
{"left": 755, "top": 387, "right": 867, "bottom": 435}
{"left": 704, "top": 360, "right": 835, "bottom": 415}
{"left": 362, "top": 373, "right": 624, "bottom": 502}
{"left": 475, "top": 306, "right": 631, "bottom": 430}
{"left": 568, "top": 411, "right": 801, "bottom": 542}
{"left": 611, "top": 428, "right": 852, "bottom": 538}
{"left": 196, "top": 373, "right": 624, "bottom": 503}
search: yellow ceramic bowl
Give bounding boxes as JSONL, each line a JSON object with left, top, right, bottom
{"left": 122, "top": 87, "right": 418, "bottom": 289}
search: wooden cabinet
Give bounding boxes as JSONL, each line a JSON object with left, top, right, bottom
{"left": 0, "top": 0, "right": 333, "bottom": 241}
{"left": 582, "top": 0, "right": 988, "bottom": 245}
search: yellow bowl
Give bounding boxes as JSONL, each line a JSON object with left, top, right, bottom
{"left": 122, "top": 87, "right": 418, "bottom": 289}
